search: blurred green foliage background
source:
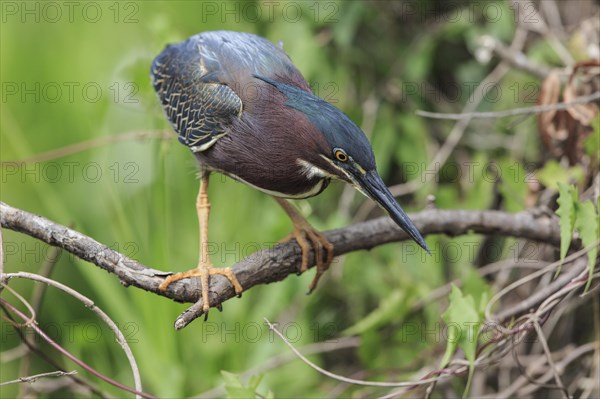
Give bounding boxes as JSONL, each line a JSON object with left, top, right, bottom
{"left": 1, "top": 1, "right": 598, "bottom": 398}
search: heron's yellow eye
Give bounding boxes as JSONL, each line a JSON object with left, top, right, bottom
{"left": 334, "top": 148, "right": 348, "bottom": 162}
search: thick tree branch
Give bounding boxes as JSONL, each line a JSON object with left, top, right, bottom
{"left": 0, "top": 201, "right": 561, "bottom": 329}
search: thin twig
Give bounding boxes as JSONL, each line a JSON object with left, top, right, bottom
{"left": 410, "top": 259, "right": 550, "bottom": 315}
{"left": 0, "top": 227, "right": 4, "bottom": 275}
{"left": 0, "top": 130, "right": 172, "bottom": 165}
{"left": 485, "top": 244, "right": 597, "bottom": 324}
{"left": 492, "top": 343, "right": 597, "bottom": 399}
{"left": 0, "top": 371, "right": 78, "bottom": 387}
{"left": 354, "top": 28, "right": 526, "bottom": 220}
{"left": 264, "top": 318, "right": 447, "bottom": 388}
{"left": 0, "top": 306, "right": 109, "bottom": 398}
{"left": 0, "top": 299, "right": 156, "bottom": 399}
{"left": 30, "top": 246, "right": 62, "bottom": 313}
{"left": 1, "top": 272, "right": 145, "bottom": 398}
{"left": 532, "top": 320, "right": 570, "bottom": 399}
{"left": 537, "top": 274, "right": 588, "bottom": 317}
{"left": 480, "top": 34, "right": 554, "bottom": 79}
{"left": 416, "top": 92, "right": 600, "bottom": 120}
{"left": 0, "top": 283, "right": 36, "bottom": 328}
{"left": 427, "top": 251, "right": 598, "bottom": 397}
{"left": 19, "top": 245, "right": 62, "bottom": 398}
{"left": 0, "top": 344, "right": 28, "bottom": 363}
{"left": 195, "top": 337, "right": 360, "bottom": 398}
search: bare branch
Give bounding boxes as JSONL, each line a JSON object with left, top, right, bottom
{"left": 532, "top": 321, "right": 570, "bottom": 399}
{"left": 0, "top": 299, "right": 156, "bottom": 399}
{"left": 0, "top": 201, "right": 562, "bottom": 329}
{"left": 1, "top": 272, "right": 144, "bottom": 398}
{"left": 264, "top": 318, "right": 446, "bottom": 388}
{"left": 0, "top": 371, "right": 78, "bottom": 387}
{"left": 501, "top": 343, "right": 597, "bottom": 399}
{"left": 486, "top": 246, "right": 595, "bottom": 324}
{"left": 0, "top": 225, "right": 4, "bottom": 275}
{"left": 416, "top": 92, "right": 600, "bottom": 120}
{"left": 0, "top": 308, "right": 109, "bottom": 397}
{"left": 0, "top": 283, "right": 36, "bottom": 328}
{"left": 195, "top": 337, "right": 360, "bottom": 398}
{"left": 354, "top": 28, "right": 526, "bottom": 220}
{"left": 478, "top": 34, "right": 554, "bottom": 79}
{"left": 0, "top": 130, "right": 172, "bottom": 165}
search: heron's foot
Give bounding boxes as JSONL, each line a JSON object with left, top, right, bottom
{"left": 282, "top": 223, "right": 334, "bottom": 294}
{"left": 159, "top": 264, "right": 243, "bottom": 319}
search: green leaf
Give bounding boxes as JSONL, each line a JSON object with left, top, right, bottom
{"left": 331, "top": 1, "right": 365, "bottom": 49}
{"left": 221, "top": 371, "right": 256, "bottom": 399}
{"left": 556, "top": 183, "right": 577, "bottom": 261}
{"left": 441, "top": 285, "right": 482, "bottom": 398}
{"left": 439, "top": 329, "right": 458, "bottom": 371}
{"left": 574, "top": 201, "right": 599, "bottom": 292}
{"left": 357, "top": 329, "right": 383, "bottom": 368}
{"left": 247, "top": 374, "right": 264, "bottom": 391}
{"left": 498, "top": 159, "right": 527, "bottom": 212}
{"left": 221, "top": 371, "right": 272, "bottom": 399}
{"left": 404, "top": 36, "right": 435, "bottom": 82}
{"left": 460, "top": 264, "right": 492, "bottom": 308}
{"left": 343, "top": 288, "right": 412, "bottom": 336}
{"left": 462, "top": 153, "right": 495, "bottom": 210}
{"left": 394, "top": 113, "right": 428, "bottom": 176}
{"left": 583, "top": 115, "right": 600, "bottom": 159}
{"left": 536, "top": 161, "right": 585, "bottom": 191}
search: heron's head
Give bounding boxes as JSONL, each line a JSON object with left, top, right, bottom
{"left": 257, "top": 76, "right": 430, "bottom": 253}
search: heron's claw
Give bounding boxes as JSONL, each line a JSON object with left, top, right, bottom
{"left": 283, "top": 224, "right": 334, "bottom": 293}
{"left": 159, "top": 264, "right": 243, "bottom": 317}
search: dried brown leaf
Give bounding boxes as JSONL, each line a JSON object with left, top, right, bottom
{"left": 537, "top": 71, "right": 562, "bottom": 152}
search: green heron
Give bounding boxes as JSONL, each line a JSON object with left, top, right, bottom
{"left": 151, "top": 30, "right": 429, "bottom": 316}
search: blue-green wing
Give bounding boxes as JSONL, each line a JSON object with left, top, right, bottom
{"left": 151, "top": 31, "right": 308, "bottom": 152}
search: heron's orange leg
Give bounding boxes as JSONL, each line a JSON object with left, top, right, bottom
{"left": 275, "top": 198, "right": 334, "bottom": 293}
{"left": 159, "top": 173, "right": 242, "bottom": 318}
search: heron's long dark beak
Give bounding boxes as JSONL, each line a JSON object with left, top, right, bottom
{"left": 354, "top": 170, "right": 430, "bottom": 254}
